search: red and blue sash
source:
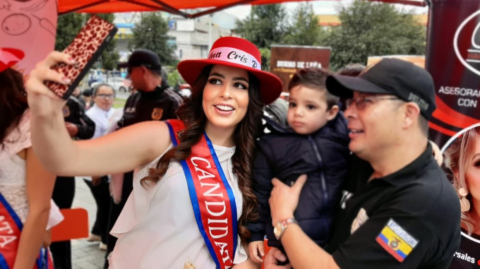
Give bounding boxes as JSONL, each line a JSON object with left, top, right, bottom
{"left": 166, "top": 120, "right": 238, "bottom": 268}
{"left": 0, "top": 193, "right": 54, "bottom": 269}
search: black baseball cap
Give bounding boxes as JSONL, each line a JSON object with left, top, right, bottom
{"left": 118, "top": 49, "right": 161, "bottom": 71}
{"left": 326, "top": 58, "right": 436, "bottom": 119}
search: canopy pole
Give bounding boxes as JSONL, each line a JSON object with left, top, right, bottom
{"left": 189, "top": 0, "right": 259, "bottom": 18}
{"left": 59, "top": 0, "right": 109, "bottom": 15}
{"left": 208, "top": 14, "right": 212, "bottom": 50}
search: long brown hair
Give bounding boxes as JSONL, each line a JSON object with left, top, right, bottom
{"left": 142, "top": 65, "right": 263, "bottom": 243}
{"left": 444, "top": 126, "right": 480, "bottom": 235}
{"left": 0, "top": 68, "right": 28, "bottom": 149}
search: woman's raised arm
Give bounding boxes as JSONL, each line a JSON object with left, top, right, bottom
{"left": 27, "top": 52, "right": 171, "bottom": 176}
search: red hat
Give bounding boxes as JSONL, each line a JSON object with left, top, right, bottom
{"left": 0, "top": 48, "right": 25, "bottom": 73}
{"left": 177, "top": 37, "right": 282, "bottom": 104}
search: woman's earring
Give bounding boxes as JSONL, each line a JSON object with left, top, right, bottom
{"left": 459, "top": 188, "right": 471, "bottom": 212}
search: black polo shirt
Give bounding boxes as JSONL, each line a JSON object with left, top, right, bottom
{"left": 118, "top": 85, "right": 182, "bottom": 129}
{"left": 328, "top": 143, "right": 461, "bottom": 268}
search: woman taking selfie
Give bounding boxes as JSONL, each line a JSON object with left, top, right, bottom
{"left": 25, "top": 37, "right": 282, "bottom": 269}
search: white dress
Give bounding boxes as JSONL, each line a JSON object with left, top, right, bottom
{"left": 0, "top": 110, "right": 63, "bottom": 228}
{"left": 109, "top": 144, "right": 248, "bottom": 269}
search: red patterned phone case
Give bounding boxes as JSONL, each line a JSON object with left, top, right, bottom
{"left": 45, "top": 16, "right": 117, "bottom": 100}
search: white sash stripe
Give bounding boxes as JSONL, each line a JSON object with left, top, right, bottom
{"left": 208, "top": 47, "right": 261, "bottom": 70}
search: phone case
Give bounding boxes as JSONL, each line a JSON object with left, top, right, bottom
{"left": 45, "top": 16, "right": 117, "bottom": 100}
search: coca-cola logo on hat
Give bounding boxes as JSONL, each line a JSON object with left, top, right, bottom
{"left": 454, "top": 10, "right": 480, "bottom": 77}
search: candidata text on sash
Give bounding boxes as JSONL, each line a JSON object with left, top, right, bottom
{"left": 190, "top": 156, "right": 233, "bottom": 265}
{"left": 0, "top": 215, "right": 16, "bottom": 248}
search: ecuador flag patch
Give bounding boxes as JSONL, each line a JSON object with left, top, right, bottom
{"left": 376, "top": 219, "right": 418, "bottom": 262}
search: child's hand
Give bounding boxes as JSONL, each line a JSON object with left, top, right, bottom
{"left": 248, "top": 241, "right": 265, "bottom": 264}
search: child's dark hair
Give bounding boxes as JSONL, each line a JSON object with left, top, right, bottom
{"left": 287, "top": 68, "right": 339, "bottom": 110}
{"left": 337, "top": 63, "right": 366, "bottom": 77}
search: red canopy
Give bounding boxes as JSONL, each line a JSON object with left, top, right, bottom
{"left": 59, "top": 0, "right": 426, "bottom": 16}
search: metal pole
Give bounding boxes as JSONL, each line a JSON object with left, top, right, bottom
{"left": 208, "top": 14, "right": 212, "bottom": 51}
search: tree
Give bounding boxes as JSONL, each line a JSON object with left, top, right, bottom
{"left": 167, "top": 69, "right": 183, "bottom": 87}
{"left": 92, "top": 13, "right": 119, "bottom": 70}
{"left": 321, "top": 2, "right": 426, "bottom": 70}
{"left": 259, "top": 48, "right": 271, "bottom": 71}
{"left": 282, "top": 3, "right": 325, "bottom": 46}
{"left": 55, "top": 14, "right": 85, "bottom": 51}
{"left": 129, "top": 12, "right": 177, "bottom": 66}
{"left": 234, "top": 4, "right": 288, "bottom": 49}
{"left": 234, "top": 5, "right": 288, "bottom": 70}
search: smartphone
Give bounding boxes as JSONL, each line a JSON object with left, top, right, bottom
{"left": 45, "top": 16, "right": 117, "bottom": 100}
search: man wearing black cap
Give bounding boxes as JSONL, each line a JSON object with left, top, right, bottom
{"left": 265, "top": 58, "right": 461, "bottom": 269}
{"left": 103, "top": 49, "right": 182, "bottom": 267}
{"left": 117, "top": 49, "right": 182, "bottom": 126}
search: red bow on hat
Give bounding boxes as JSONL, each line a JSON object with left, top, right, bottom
{"left": 0, "top": 48, "right": 25, "bottom": 73}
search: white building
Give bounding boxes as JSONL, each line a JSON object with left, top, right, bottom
{"left": 169, "top": 16, "right": 232, "bottom": 60}
{"left": 113, "top": 11, "right": 233, "bottom": 62}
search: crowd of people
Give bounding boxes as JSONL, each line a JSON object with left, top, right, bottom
{"left": 0, "top": 35, "right": 477, "bottom": 269}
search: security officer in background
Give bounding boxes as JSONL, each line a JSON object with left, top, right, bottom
{"left": 51, "top": 95, "right": 95, "bottom": 269}
{"left": 104, "top": 49, "right": 182, "bottom": 268}
{"left": 117, "top": 50, "right": 182, "bottom": 127}
{"left": 265, "top": 59, "right": 461, "bottom": 269}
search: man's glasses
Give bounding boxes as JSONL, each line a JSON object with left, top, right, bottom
{"left": 346, "top": 95, "right": 400, "bottom": 110}
{"left": 96, "top": 94, "right": 114, "bottom": 100}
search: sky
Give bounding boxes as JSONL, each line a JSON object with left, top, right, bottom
{"left": 114, "top": 1, "right": 429, "bottom": 29}
{"left": 218, "top": 1, "right": 428, "bottom": 28}
{"left": 224, "top": 1, "right": 349, "bottom": 20}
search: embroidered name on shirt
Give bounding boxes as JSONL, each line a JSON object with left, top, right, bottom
{"left": 376, "top": 219, "right": 418, "bottom": 262}
{"left": 454, "top": 251, "right": 478, "bottom": 265}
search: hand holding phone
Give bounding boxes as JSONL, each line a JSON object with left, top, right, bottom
{"left": 45, "top": 16, "right": 117, "bottom": 100}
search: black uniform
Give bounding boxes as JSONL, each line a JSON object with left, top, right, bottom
{"left": 51, "top": 96, "right": 95, "bottom": 269}
{"left": 104, "top": 85, "right": 182, "bottom": 267}
{"left": 118, "top": 85, "right": 183, "bottom": 128}
{"left": 327, "top": 143, "right": 461, "bottom": 269}
{"left": 450, "top": 231, "right": 480, "bottom": 268}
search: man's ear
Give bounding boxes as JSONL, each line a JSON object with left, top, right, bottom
{"left": 140, "top": 66, "right": 148, "bottom": 75}
{"left": 403, "top": 102, "right": 421, "bottom": 129}
{"left": 327, "top": 105, "right": 339, "bottom": 121}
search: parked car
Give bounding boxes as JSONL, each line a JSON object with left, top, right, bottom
{"left": 91, "top": 77, "right": 131, "bottom": 93}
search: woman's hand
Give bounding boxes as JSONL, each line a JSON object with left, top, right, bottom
{"left": 26, "top": 51, "right": 75, "bottom": 117}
